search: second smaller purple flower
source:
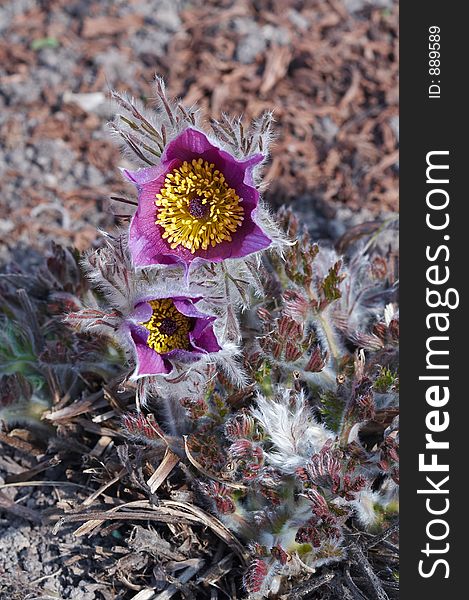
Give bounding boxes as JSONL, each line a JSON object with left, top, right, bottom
{"left": 123, "top": 295, "right": 221, "bottom": 378}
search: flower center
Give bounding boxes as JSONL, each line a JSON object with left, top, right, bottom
{"left": 188, "top": 196, "right": 209, "bottom": 219}
{"left": 155, "top": 158, "right": 244, "bottom": 254}
{"left": 140, "top": 299, "right": 192, "bottom": 353}
{"left": 158, "top": 317, "right": 178, "bottom": 336}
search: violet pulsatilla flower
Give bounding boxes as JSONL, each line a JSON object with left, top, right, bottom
{"left": 123, "top": 128, "right": 272, "bottom": 269}
{"left": 124, "top": 295, "right": 221, "bottom": 377}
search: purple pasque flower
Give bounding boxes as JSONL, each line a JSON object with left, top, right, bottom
{"left": 124, "top": 128, "right": 271, "bottom": 269}
{"left": 123, "top": 295, "right": 221, "bottom": 378}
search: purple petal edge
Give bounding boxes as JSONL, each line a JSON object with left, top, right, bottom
{"left": 127, "top": 323, "right": 172, "bottom": 377}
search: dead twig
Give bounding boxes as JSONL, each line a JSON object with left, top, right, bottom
{"left": 0, "top": 490, "right": 43, "bottom": 523}
{"left": 347, "top": 543, "right": 390, "bottom": 600}
{"left": 58, "top": 499, "right": 247, "bottom": 562}
{"left": 343, "top": 565, "right": 368, "bottom": 600}
{"left": 281, "top": 571, "right": 335, "bottom": 598}
{"left": 365, "top": 522, "right": 399, "bottom": 549}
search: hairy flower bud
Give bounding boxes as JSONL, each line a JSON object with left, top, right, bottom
{"left": 225, "top": 411, "right": 261, "bottom": 441}
{"left": 305, "top": 346, "right": 328, "bottom": 372}
{"left": 243, "top": 559, "right": 268, "bottom": 594}
{"left": 122, "top": 412, "right": 165, "bottom": 443}
{"left": 199, "top": 481, "right": 236, "bottom": 515}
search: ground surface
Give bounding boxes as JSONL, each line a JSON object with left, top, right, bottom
{"left": 1, "top": 1, "right": 398, "bottom": 598}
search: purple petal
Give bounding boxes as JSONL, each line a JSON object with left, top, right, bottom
{"left": 220, "top": 152, "right": 264, "bottom": 200}
{"left": 171, "top": 298, "right": 221, "bottom": 353}
{"left": 122, "top": 163, "right": 166, "bottom": 186}
{"left": 239, "top": 153, "right": 264, "bottom": 187}
{"left": 190, "top": 319, "right": 221, "bottom": 353}
{"left": 127, "top": 159, "right": 184, "bottom": 267}
{"left": 128, "top": 301, "right": 153, "bottom": 323}
{"left": 201, "top": 220, "right": 271, "bottom": 261}
{"left": 164, "top": 348, "right": 203, "bottom": 362}
{"left": 171, "top": 297, "right": 204, "bottom": 319}
{"left": 162, "top": 128, "right": 215, "bottom": 162}
{"left": 134, "top": 341, "right": 172, "bottom": 376}
{"left": 127, "top": 323, "right": 172, "bottom": 376}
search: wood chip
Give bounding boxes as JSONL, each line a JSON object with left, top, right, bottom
{"left": 82, "top": 15, "right": 144, "bottom": 38}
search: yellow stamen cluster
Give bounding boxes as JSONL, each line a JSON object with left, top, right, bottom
{"left": 155, "top": 158, "right": 244, "bottom": 253}
{"left": 140, "top": 299, "right": 192, "bottom": 353}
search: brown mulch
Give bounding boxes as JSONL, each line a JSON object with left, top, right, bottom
{"left": 169, "top": 0, "right": 399, "bottom": 211}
